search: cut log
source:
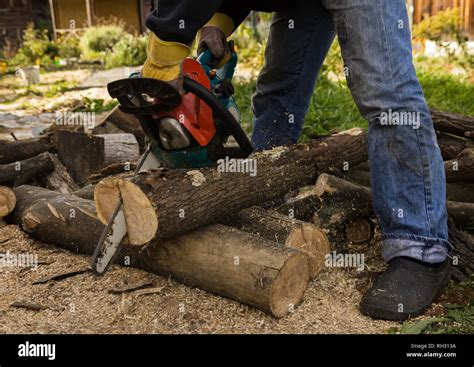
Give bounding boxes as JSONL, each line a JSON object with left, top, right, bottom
{"left": 0, "top": 152, "right": 55, "bottom": 186}
{"left": 95, "top": 106, "right": 146, "bottom": 147}
{"left": 72, "top": 184, "right": 95, "bottom": 200}
{"left": 0, "top": 186, "right": 16, "bottom": 217}
{"left": 96, "top": 134, "right": 140, "bottom": 167}
{"left": 44, "top": 153, "right": 80, "bottom": 194}
{"left": 274, "top": 190, "right": 321, "bottom": 223}
{"left": 0, "top": 137, "right": 54, "bottom": 164}
{"left": 94, "top": 129, "right": 368, "bottom": 245}
{"left": 448, "top": 218, "right": 474, "bottom": 282}
{"left": 57, "top": 130, "right": 139, "bottom": 184}
{"left": 446, "top": 201, "right": 474, "bottom": 230}
{"left": 445, "top": 149, "right": 474, "bottom": 182}
{"left": 446, "top": 182, "right": 474, "bottom": 203}
{"left": 224, "top": 206, "right": 329, "bottom": 278}
{"left": 431, "top": 109, "right": 474, "bottom": 140}
{"left": 346, "top": 218, "right": 373, "bottom": 243}
{"left": 9, "top": 186, "right": 310, "bottom": 318}
{"left": 436, "top": 132, "right": 474, "bottom": 160}
{"left": 313, "top": 174, "right": 374, "bottom": 251}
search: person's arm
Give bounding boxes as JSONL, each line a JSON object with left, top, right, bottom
{"left": 146, "top": 0, "right": 225, "bottom": 45}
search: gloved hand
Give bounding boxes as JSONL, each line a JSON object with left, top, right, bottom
{"left": 141, "top": 33, "right": 191, "bottom": 94}
{"left": 197, "top": 13, "right": 235, "bottom": 69}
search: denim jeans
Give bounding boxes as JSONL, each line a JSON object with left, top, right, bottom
{"left": 252, "top": 0, "right": 450, "bottom": 263}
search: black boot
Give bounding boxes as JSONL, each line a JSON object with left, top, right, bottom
{"left": 360, "top": 257, "right": 451, "bottom": 321}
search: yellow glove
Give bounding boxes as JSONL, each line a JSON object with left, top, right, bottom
{"left": 141, "top": 33, "right": 191, "bottom": 91}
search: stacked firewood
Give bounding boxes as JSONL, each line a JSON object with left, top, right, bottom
{"left": 0, "top": 107, "right": 472, "bottom": 317}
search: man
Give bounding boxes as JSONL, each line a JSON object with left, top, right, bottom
{"left": 143, "top": 0, "right": 451, "bottom": 321}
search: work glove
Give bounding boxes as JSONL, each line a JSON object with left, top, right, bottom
{"left": 141, "top": 33, "right": 191, "bottom": 94}
{"left": 197, "top": 13, "right": 235, "bottom": 69}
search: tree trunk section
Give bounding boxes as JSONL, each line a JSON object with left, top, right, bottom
{"left": 96, "top": 134, "right": 140, "bottom": 167}
{"left": 0, "top": 137, "right": 54, "bottom": 164}
{"left": 58, "top": 130, "right": 139, "bottom": 184}
{"left": 445, "top": 149, "right": 474, "bottom": 182}
{"left": 0, "top": 152, "right": 55, "bottom": 186}
{"left": 224, "top": 206, "right": 329, "bottom": 278}
{"left": 431, "top": 109, "right": 474, "bottom": 140}
{"left": 44, "top": 153, "right": 80, "bottom": 194}
{"left": 9, "top": 186, "right": 310, "bottom": 318}
{"left": 0, "top": 186, "right": 16, "bottom": 217}
{"left": 313, "top": 174, "right": 374, "bottom": 251}
{"left": 436, "top": 132, "right": 474, "bottom": 160}
{"left": 94, "top": 129, "right": 368, "bottom": 245}
{"left": 95, "top": 106, "right": 146, "bottom": 147}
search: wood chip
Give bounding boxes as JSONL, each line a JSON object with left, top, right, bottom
{"left": 132, "top": 286, "right": 166, "bottom": 297}
{"left": 10, "top": 301, "right": 49, "bottom": 311}
{"left": 109, "top": 279, "right": 154, "bottom": 294}
{"left": 32, "top": 267, "right": 89, "bottom": 285}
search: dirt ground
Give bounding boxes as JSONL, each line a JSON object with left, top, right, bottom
{"left": 0, "top": 224, "right": 417, "bottom": 335}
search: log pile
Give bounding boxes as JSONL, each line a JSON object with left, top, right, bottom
{"left": 2, "top": 108, "right": 473, "bottom": 317}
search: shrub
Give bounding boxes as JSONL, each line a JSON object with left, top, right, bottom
{"left": 105, "top": 33, "right": 148, "bottom": 69}
{"left": 9, "top": 23, "right": 59, "bottom": 67}
{"left": 79, "top": 25, "right": 128, "bottom": 62}
{"left": 57, "top": 32, "right": 81, "bottom": 60}
{"left": 413, "top": 8, "right": 473, "bottom": 71}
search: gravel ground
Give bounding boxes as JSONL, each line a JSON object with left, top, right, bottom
{"left": 0, "top": 224, "right": 407, "bottom": 334}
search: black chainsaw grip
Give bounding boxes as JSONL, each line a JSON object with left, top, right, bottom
{"left": 183, "top": 77, "right": 254, "bottom": 159}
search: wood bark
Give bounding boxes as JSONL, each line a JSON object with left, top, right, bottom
{"left": 96, "top": 134, "right": 140, "bottom": 167}
{"left": 94, "top": 129, "right": 368, "bottom": 245}
{"left": 224, "top": 206, "right": 329, "bottom": 278}
{"left": 436, "top": 132, "right": 474, "bottom": 160}
{"left": 0, "top": 152, "right": 55, "bottom": 186}
{"left": 9, "top": 186, "right": 310, "bottom": 318}
{"left": 445, "top": 149, "right": 474, "bottom": 182}
{"left": 313, "top": 174, "right": 374, "bottom": 251}
{"left": 448, "top": 218, "right": 474, "bottom": 282}
{"left": 72, "top": 184, "right": 95, "bottom": 200}
{"left": 0, "top": 137, "right": 54, "bottom": 164}
{"left": 44, "top": 153, "right": 80, "bottom": 194}
{"left": 431, "top": 109, "right": 474, "bottom": 140}
{"left": 95, "top": 105, "right": 146, "bottom": 147}
{"left": 58, "top": 130, "right": 139, "bottom": 184}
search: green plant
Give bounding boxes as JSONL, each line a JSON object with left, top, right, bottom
{"left": 105, "top": 33, "right": 148, "bottom": 69}
{"left": 413, "top": 8, "right": 473, "bottom": 71}
{"left": 75, "top": 97, "right": 117, "bottom": 113}
{"left": 9, "top": 23, "right": 59, "bottom": 67}
{"left": 79, "top": 25, "right": 128, "bottom": 62}
{"left": 57, "top": 32, "right": 81, "bottom": 60}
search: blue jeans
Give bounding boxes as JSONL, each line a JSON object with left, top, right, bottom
{"left": 252, "top": 0, "right": 450, "bottom": 263}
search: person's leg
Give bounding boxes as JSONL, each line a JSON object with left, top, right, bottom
{"left": 251, "top": 3, "right": 336, "bottom": 150}
{"left": 321, "top": 0, "right": 450, "bottom": 320}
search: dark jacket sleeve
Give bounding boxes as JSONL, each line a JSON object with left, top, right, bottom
{"left": 146, "top": 0, "right": 302, "bottom": 44}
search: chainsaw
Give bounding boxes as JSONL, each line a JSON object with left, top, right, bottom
{"left": 91, "top": 42, "right": 253, "bottom": 275}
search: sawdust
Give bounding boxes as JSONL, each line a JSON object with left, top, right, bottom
{"left": 0, "top": 224, "right": 414, "bottom": 334}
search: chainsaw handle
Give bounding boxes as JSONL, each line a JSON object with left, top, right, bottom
{"left": 183, "top": 77, "right": 254, "bottom": 159}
